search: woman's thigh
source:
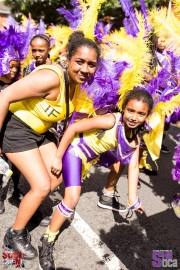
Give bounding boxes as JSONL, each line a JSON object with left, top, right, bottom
{"left": 6, "top": 147, "right": 52, "bottom": 191}
{"left": 39, "top": 141, "right": 62, "bottom": 186}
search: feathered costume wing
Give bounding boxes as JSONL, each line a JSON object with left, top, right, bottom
{"left": 101, "top": 12, "right": 150, "bottom": 110}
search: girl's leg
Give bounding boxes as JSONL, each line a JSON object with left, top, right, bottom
{"left": 49, "top": 148, "right": 83, "bottom": 232}
{"left": 97, "top": 151, "right": 126, "bottom": 213}
{"left": 49, "top": 186, "right": 81, "bottom": 233}
{"left": 106, "top": 161, "right": 125, "bottom": 190}
{"left": 38, "top": 150, "right": 82, "bottom": 269}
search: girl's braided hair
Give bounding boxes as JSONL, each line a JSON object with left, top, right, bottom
{"left": 30, "top": 34, "right": 50, "bottom": 48}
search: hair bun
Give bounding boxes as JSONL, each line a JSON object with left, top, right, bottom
{"left": 68, "top": 31, "right": 85, "bottom": 44}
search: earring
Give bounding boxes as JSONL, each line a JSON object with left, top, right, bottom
{"left": 59, "top": 56, "right": 69, "bottom": 69}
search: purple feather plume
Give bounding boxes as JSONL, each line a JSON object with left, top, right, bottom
{"left": 119, "top": 0, "right": 139, "bottom": 36}
{"left": 139, "top": 0, "right": 150, "bottom": 32}
{"left": 0, "top": 25, "right": 34, "bottom": 76}
{"left": 38, "top": 19, "right": 46, "bottom": 34}
{"left": 139, "top": 0, "right": 148, "bottom": 18}
{"left": 57, "top": 0, "right": 82, "bottom": 29}
{"left": 123, "top": 18, "right": 137, "bottom": 37}
{"left": 81, "top": 58, "right": 129, "bottom": 110}
{"left": 172, "top": 134, "right": 180, "bottom": 182}
{"left": 142, "top": 67, "right": 171, "bottom": 98}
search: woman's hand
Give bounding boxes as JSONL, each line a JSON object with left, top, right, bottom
{"left": 51, "top": 156, "right": 62, "bottom": 176}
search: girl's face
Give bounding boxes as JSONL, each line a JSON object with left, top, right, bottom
{"left": 67, "top": 46, "right": 98, "bottom": 85}
{"left": 123, "top": 99, "right": 149, "bottom": 130}
{"left": 31, "top": 38, "right": 49, "bottom": 65}
{"left": 5, "top": 60, "right": 19, "bottom": 80}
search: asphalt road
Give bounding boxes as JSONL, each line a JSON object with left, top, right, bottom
{"left": 0, "top": 124, "right": 180, "bottom": 270}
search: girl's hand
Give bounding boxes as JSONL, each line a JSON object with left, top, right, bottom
{"left": 51, "top": 156, "right": 62, "bottom": 176}
{"left": 136, "top": 205, "right": 145, "bottom": 214}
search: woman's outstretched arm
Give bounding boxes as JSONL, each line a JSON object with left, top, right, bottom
{"left": 51, "top": 113, "right": 116, "bottom": 175}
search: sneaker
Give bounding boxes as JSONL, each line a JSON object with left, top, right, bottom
{"left": 0, "top": 200, "right": 5, "bottom": 214}
{"left": 38, "top": 236, "right": 56, "bottom": 270}
{"left": 3, "top": 227, "right": 37, "bottom": 260}
{"left": 161, "top": 144, "right": 170, "bottom": 154}
{"left": 97, "top": 195, "right": 127, "bottom": 213}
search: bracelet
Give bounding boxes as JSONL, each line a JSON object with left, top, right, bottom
{"left": 128, "top": 197, "right": 141, "bottom": 211}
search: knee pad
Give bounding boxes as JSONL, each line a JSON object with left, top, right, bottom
{"left": 57, "top": 200, "right": 75, "bottom": 218}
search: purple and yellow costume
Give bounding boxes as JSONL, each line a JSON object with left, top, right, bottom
{"left": 62, "top": 112, "right": 140, "bottom": 187}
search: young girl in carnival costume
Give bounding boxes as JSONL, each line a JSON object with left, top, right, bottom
{"left": 38, "top": 89, "right": 153, "bottom": 270}
{"left": 23, "top": 33, "right": 52, "bottom": 76}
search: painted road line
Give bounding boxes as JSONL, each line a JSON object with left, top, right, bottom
{"left": 72, "top": 211, "right": 128, "bottom": 270}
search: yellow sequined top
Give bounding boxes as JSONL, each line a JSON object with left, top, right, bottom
{"left": 9, "top": 65, "right": 80, "bottom": 134}
{"left": 69, "top": 113, "right": 120, "bottom": 178}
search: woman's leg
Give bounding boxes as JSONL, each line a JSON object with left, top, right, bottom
{"left": 6, "top": 142, "right": 62, "bottom": 230}
{"left": 39, "top": 141, "right": 63, "bottom": 193}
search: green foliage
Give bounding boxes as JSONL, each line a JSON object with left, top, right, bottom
{"left": 3, "top": 0, "right": 170, "bottom": 25}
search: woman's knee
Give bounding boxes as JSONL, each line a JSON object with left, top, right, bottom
{"left": 33, "top": 184, "right": 51, "bottom": 199}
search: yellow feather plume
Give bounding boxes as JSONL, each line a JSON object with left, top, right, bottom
{"left": 77, "top": 0, "right": 106, "bottom": 40}
{"left": 102, "top": 12, "right": 150, "bottom": 110}
{"left": 46, "top": 25, "right": 73, "bottom": 61}
{"left": 172, "top": 0, "right": 180, "bottom": 20}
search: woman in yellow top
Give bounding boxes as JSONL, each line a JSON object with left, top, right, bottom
{"left": 0, "top": 31, "right": 100, "bottom": 260}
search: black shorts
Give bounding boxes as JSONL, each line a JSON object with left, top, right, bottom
{"left": 0, "top": 112, "right": 55, "bottom": 153}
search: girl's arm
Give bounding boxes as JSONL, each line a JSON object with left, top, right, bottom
{"left": 51, "top": 113, "right": 116, "bottom": 175}
{"left": 128, "top": 146, "right": 145, "bottom": 213}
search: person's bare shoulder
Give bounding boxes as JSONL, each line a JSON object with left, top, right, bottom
{"left": 52, "top": 63, "right": 63, "bottom": 71}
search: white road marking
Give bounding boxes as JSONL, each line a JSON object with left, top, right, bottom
{"left": 72, "top": 211, "right": 128, "bottom": 270}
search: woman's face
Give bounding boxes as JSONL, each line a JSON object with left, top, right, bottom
{"left": 156, "top": 36, "right": 167, "bottom": 52}
{"left": 67, "top": 46, "right": 98, "bottom": 85}
{"left": 5, "top": 60, "right": 19, "bottom": 80}
{"left": 31, "top": 38, "right": 50, "bottom": 65}
{"left": 123, "top": 99, "right": 149, "bottom": 130}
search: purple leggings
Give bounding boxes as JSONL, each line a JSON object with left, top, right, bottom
{"left": 62, "top": 148, "right": 118, "bottom": 187}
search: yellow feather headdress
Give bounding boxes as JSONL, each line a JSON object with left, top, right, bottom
{"left": 101, "top": 12, "right": 150, "bottom": 110}
{"left": 46, "top": 0, "right": 105, "bottom": 61}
